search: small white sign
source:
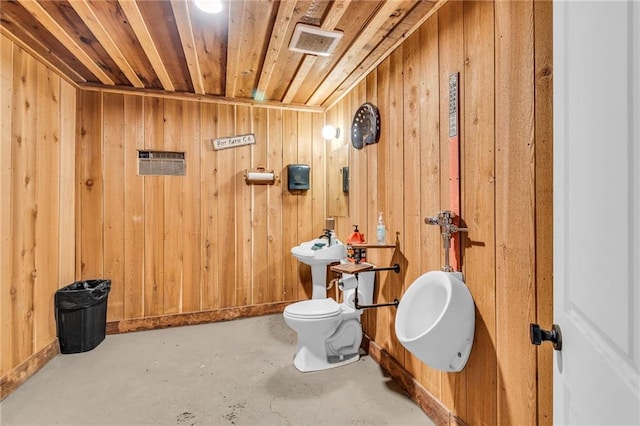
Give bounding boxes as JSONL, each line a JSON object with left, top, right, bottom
{"left": 211, "top": 133, "right": 256, "bottom": 150}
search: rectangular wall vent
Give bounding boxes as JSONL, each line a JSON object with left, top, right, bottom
{"left": 288, "top": 24, "right": 343, "bottom": 56}
{"left": 138, "top": 151, "right": 186, "bottom": 176}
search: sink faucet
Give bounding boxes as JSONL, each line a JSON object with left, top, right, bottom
{"left": 318, "top": 229, "right": 332, "bottom": 245}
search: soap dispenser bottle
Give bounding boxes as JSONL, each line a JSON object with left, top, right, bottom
{"left": 347, "top": 225, "right": 366, "bottom": 263}
{"left": 376, "top": 212, "right": 386, "bottom": 244}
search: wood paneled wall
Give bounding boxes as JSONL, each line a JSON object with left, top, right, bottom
{"left": 2, "top": 3, "right": 554, "bottom": 424}
{"left": 1, "top": 34, "right": 77, "bottom": 377}
{"left": 75, "top": 91, "right": 326, "bottom": 322}
{"left": 328, "top": 2, "right": 553, "bottom": 425}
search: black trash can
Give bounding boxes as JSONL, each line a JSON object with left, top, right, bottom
{"left": 55, "top": 279, "right": 111, "bottom": 354}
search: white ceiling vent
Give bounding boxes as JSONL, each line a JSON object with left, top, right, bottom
{"left": 288, "top": 23, "right": 343, "bottom": 57}
{"left": 138, "top": 151, "right": 186, "bottom": 176}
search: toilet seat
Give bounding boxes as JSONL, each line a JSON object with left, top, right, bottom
{"left": 284, "top": 298, "right": 341, "bottom": 319}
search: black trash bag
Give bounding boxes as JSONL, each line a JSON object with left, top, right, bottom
{"left": 55, "top": 279, "right": 111, "bottom": 310}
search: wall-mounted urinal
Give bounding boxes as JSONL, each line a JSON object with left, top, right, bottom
{"left": 395, "top": 271, "right": 475, "bottom": 372}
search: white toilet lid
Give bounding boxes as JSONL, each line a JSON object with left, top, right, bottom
{"left": 284, "top": 298, "right": 342, "bottom": 319}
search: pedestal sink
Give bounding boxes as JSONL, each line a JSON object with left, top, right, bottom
{"left": 291, "top": 240, "right": 347, "bottom": 299}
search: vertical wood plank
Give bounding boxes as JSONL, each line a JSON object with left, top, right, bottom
{"left": 363, "top": 71, "right": 378, "bottom": 338}
{"left": 75, "top": 84, "right": 82, "bottom": 288}
{"left": 418, "top": 14, "right": 443, "bottom": 398}
{"left": 1, "top": 35, "right": 14, "bottom": 374}
{"left": 533, "top": 1, "right": 554, "bottom": 424}
{"left": 402, "top": 29, "right": 422, "bottom": 380}
{"left": 386, "top": 48, "right": 406, "bottom": 364}
{"left": 462, "top": 1, "right": 497, "bottom": 424}
{"left": 296, "top": 112, "right": 313, "bottom": 299}
{"left": 201, "top": 103, "right": 219, "bottom": 310}
{"left": 364, "top": 71, "right": 378, "bottom": 248}
{"left": 326, "top": 97, "right": 349, "bottom": 226}
{"left": 103, "top": 93, "right": 125, "bottom": 321}
{"left": 216, "top": 104, "right": 236, "bottom": 308}
{"left": 351, "top": 82, "right": 367, "bottom": 232}
{"left": 251, "top": 107, "right": 269, "bottom": 305}
{"left": 143, "top": 97, "right": 164, "bottom": 316}
{"left": 235, "top": 105, "right": 252, "bottom": 306}
{"left": 338, "top": 99, "right": 349, "bottom": 232}
{"left": 267, "top": 109, "right": 283, "bottom": 302}
{"left": 11, "top": 47, "right": 37, "bottom": 365}
{"left": 34, "top": 63, "right": 60, "bottom": 346}
{"left": 162, "top": 99, "right": 184, "bottom": 314}
{"left": 310, "top": 112, "right": 325, "bottom": 243}
{"left": 325, "top": 105, "right": 341, "bottom": 223}
{"left": 438, "top": 1, "right": 467, "bottom": 417}
{"left": 78, "top": 90, "right": 104, "bottom": 280}
{"left": 58, "top": 80, "right": 76, "bottom": 288}
{"left": 375, "top": 57, "right": 391, "bottom": 350}
{"left": 282, "top": 110, "right": 298, "bottom": 301}
{"left": 123, "top": 95, "right": 145, "bottom": 319}
{"left": 181, "top": 100, "right": 202, "bottom": 312}
{"left": 495, "top": 1, "right": 537, "bottom": 424}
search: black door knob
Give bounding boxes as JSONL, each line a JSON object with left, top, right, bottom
{"left": 530, "top": 323, "right": 562, "bottom": 351}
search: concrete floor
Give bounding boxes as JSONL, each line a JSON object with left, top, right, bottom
{"left": 1, "top": 314, "right": 434, "bottom": 425}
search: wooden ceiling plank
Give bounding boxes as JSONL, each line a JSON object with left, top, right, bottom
{"left": 225, "top": 0, "right": 246, "bottom": 97}
{"left": 170, "top": 0, "right": 205, "bottom": 95}
{"left": 190, "top": 2, "right": 227, "bottom": 96}
{"left": 254, "top": 0, "right": 298, "bottom": 100}
{"left": 69, "top": 0, "right": 144, "bottom": 88}
{"left": 281, "top": 0, "right": 352, "bottom": 104}
{"left": 323, "top": 0, "right": 443, "bottom": 108}
{"left": 282, "top": 56, "right": 316, "bottom": 104}
{"left": 235, "top": 0, "right": 288, "bottom": 99}
{"left": 0, "top": 20, "right": 86, "bottom": 84}
{"left": 16, "top": 0, "right": 114, "bottom": 85}
{"left": 307, "top": 0, "right": 406, "bottom": 105}
{"left": 320, "top": 0, "right": 353, "bottom": 30}
{"left": 117, "top": 0, "right": 175, "bottom": 92}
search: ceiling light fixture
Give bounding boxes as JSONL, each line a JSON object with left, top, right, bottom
{"left": 194, "top": 0, "right": 223, "bottom": 14}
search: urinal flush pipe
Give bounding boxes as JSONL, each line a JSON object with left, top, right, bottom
{"left": 425, "top": 211, "right": 468, "bottom": 272}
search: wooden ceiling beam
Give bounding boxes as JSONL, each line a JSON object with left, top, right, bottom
{"left": 307, "top": 0, "right": 406, "bottom": 106}
{"left": 117, "top": 0, "right": 175, "bottom": 92}
{"left": 68, "top": 0, "right": 144, "bottom": 88}
{"left": 170, "top": 0, "right": 205, "bottom": 95}
{"left": 282, "top": 0, "right": 352, "bottom": 104}
{"left": 16, "top": 0, "right": 115, "bottom": 85}
{"left": 254, "top": 0, "right": 297, "bottom": 100}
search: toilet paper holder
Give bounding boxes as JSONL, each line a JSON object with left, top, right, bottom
{"left": 330, "top": 263, "right": 401, "bottom": 310}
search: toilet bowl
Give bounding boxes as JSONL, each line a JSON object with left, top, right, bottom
{"left": 395, "top": 271, "right": 475, "bottom": 372}
{"left": 283, "top": 269, "right": 375, "bottom": 372}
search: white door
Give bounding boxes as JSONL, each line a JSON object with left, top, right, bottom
{"left": 553, "top": 0, "right": 640, "bottom": 424}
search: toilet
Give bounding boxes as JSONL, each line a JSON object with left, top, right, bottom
{"left": 283, "top": 269, "right": 375, "bottom": 372}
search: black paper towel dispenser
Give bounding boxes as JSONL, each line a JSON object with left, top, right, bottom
{"left": 287, "top": 164, "right": 310, "bottom": 191}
